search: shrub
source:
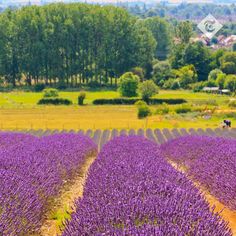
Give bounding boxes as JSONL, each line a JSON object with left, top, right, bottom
{"left": 38, "top": 98, "right": 72, "bottom": 105}
{"left": 228, "top": 100, "right": 236, "bottom": 108}
{"left": 94, "top": 98, "right": 137, "bottom": 105}
{"left": 163, "top": 78, "right": 180, "bottom": 90}
{"left": 208, "top": 69, "right": 223, "bottom": 81}
{"left": 138, "top": 106, "right": 151, "bottom": 119}
{"left": 93, "top": 98, "right": 187, "bottom": 105}
{"left": 224, "top": 75, "right": 236, "bottom": 92}
{"left": 135, "top": 101, "right": 151, "bottom": 119}
{"left": 34, "top": 84, "right": 45, "bottom": 92}
{"left": 138, "top": 80, "right": 158, "bottom": 103}
{"left": 43, "top": 88, "right": 59, "bottom": 98}
{"left": 216, "top": 73, "right": 226, "bottom": 89}
{"left": 78, "top": 92, "right": 86, "bottom": 105}
{"left": 158, "top": 79, "right": 165, "bottom": 87}
{"left": 191, "top": 82, "right": 205, "bottom": 92}
{"left": 119, "top": 72, "right": 139, "bottom": 97}
{"left": 156, "top": 103, "right": 170, "bottom": 115}
{"left": 177, "top": 65, "right": 197, "bottom": 89}
{"left": 152, "top": 61, "right": 173, "bottom": 85}
{"left": 131, "top": 67, "right": 144, "bottom": 81}
{"left": 203, "top": 80, "right": 217, "bottom": 87}
{"left": 170, "top": 80, "right": 180, "bottom": 90}
{"left": 135, "top": 100, "right": 147, "bottom": 107}
{"left": 221, "top": 62, "right": 236, "bottom": 74}
{"left": 175, "top": 104, "right": 192, "bottom": 114}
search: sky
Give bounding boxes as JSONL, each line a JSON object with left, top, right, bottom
{"left": 1, "top": 0, "right": 217, "bottom": 6}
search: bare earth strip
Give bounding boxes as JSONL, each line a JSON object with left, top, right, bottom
{"left": 32, "top": 153, "right": 235, "bottom": 235}
{"left": 204, "top": 191, "right": 236, "bottom": 235}
{"left": 170, "top": 162, "right": 236, "bottom": 235}
{"left": 38, "top": 155, "right": 96, "bottom": 236}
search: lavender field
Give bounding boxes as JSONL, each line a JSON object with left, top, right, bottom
{"left": 0, "top": 130, "right": 235, "bottom": 235}
{"left": 63, "top": 136, "right": 231, "bottom": 235}
{"left": 161, "top": 136, "right": 236, "bottom": 210}
{"left": 0, "top": 132, "right": 96, "bottom": 235}
{"left": 9, "top": 127, "right": 236, "bottom": 148}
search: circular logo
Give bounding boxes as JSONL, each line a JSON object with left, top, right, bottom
{"left": 204, "top": 20, "right": 216, "bottom": 33}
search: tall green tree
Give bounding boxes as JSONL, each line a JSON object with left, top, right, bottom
{"left": 220, "top": 52, "right": 236, "bottom": 74}
{"left": 176, "top": 21, "right": 193, "bottom": 44}
{"left": 183, "top": 42, "right": 211, "bottom": 81}
{"left": 143, "top": 17, "right": 172, "bottom": 60}
{"left": 0, "top": 10, "right": 20, "bottom": 87}
{"left": 0, "top": 3, "right": 156, "bottom": 88}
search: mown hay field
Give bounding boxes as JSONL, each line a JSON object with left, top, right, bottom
{"left": 0, "top": 105, "right": 235, "bottom": 130}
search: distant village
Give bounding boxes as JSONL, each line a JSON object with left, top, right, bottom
{"left": 192, "top": 34, "right": 236, "bottom": 49}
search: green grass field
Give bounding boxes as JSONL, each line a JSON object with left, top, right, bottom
{"left": 0, "top": 90, "right": 231, "bottom": 107}
{"left": 0, "top": 90, "right": 235, "bottom": 130}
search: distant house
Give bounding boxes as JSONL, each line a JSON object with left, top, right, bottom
{"left": 225, "top": 35, "right": 236, "bottom": 47}
{"left": 202, "top": 87, "right": 219, "bottom": 93}
{"left": 191, "top": 35, "right": 210, "bottom": 46}
{"left": 193, "top": 34, "right": 236, "bottom": 49}
{"left": 202, "top": 87, "right": 231, "bottom": 95}
{"left": 221, "top": 89, "right": 231, "bottom": 94}
{"left": 212, "top": 35, "right": 236, "bottom": 49}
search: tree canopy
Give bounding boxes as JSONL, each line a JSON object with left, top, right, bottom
{"left": 0, "top": 3, "right": 156, "bottom": 88}
{"left": 142, "top": 17, "right": 172, "bottom": 60}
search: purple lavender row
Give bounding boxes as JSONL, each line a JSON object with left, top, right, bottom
{"left": 63, "top": 136, "right": 231, "bottom": 235}
{"left": 161, "top": 136, "right": 236, "bottom": 210}
{"left": 0, "top": 133, "right": 97, "bottom": 235}
{"left": 0, "top": 132, "right": 37, "bottom": 149}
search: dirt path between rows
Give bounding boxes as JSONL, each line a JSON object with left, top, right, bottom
{"left": 204, "top": 192, "right": 236, "bottom": 235}
{"left": 38, "top": 155, "right": 96, "bottom": 236}
{"left": 34, "top": 155, "right": 235, "bottom": 235}
{"left": 170, "top": 162, "right": 236, "bottom": 235}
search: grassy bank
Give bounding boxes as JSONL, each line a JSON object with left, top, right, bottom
{"left": 0, "top": 90, "right": 234, "bottom": 130}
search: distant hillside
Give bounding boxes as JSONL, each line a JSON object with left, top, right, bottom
{"left": 128, "top": 2, "right": 236, "bottom": 22}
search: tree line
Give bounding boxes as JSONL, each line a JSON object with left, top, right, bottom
{"left": 1, "top": 3, "right": 236, "bottom": 93}
{"left": 128, "top": 3, "right": 236, "bottom": 21}
{"left": 0, "top": 3, "right": 159, "bottom": 88}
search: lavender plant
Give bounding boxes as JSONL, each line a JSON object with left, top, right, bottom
{"left": 63, "top": 136, "right": 231, "bottom": 235}
{"left": 0, "top": 132, "right": 36, "bottom": 148}
{"left": 161, "top": 136, "right": 236, "bottom": 210}
{"left": 0, "top": 133, "right": 96, "bottom": 235}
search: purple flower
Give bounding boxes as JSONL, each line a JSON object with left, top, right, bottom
{"left": 0, "top": 132, "right": 96, "bottom": 235}
{"left": 63, "top": 135, "right": 231, "bottom": 235}
{"left": 161, "top": 135, "right": 236, "bottom": 210}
